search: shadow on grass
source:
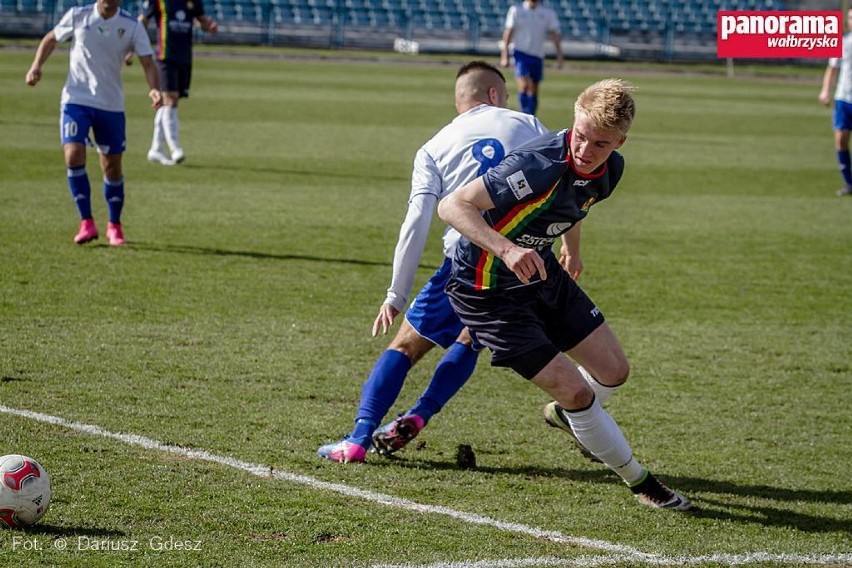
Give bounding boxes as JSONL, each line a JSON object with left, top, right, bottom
{"left": 181, "top": 162, "right": 408, "bottom": 183}
{"left": 127, "top": 242, "right": 428, "bottom": 269}
{"left": 371, "top": 457, "right": 852, "bottom": 533}
{"left": 24, "top": 523, "right": 125, "bottom": 538}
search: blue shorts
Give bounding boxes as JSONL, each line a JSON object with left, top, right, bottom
{"left": 61, "top": 104, "right": 126, "bottom": 155}
{"left": 512, "top": 50, "right": 544, "bottom": 84}
{"left": 833, "top": 100, "right": 852, "bottom": 131}
{"left": 405, "top": 258, "right": 465, "bottom": 349}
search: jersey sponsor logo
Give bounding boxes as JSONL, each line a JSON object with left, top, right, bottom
{"left": 176, "top": 9, "right": 187, "bottom": 20}
{"left": 516, "top": 234, "right": 555, "bottom": 249}
{"left": 507, "top": 170, "right": 532, "bottom": 200}
{"left": 545, "top": 222, "right": 573, "bottom": 236}
{"left": 573, "top": 179, "right": 591, "bottom": 187}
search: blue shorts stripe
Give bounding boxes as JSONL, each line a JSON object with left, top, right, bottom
{"left": 512, "top": 50, "right": 544, "bottom": 84}
{"left": 405, "top": 258, "right": 464, "bottom": 349}
{"left": 833, "top": 100, "right": 852, "bottom": 131}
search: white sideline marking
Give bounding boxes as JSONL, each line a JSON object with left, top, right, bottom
{"left": 0, "top": 405, "right": 650, "bottom": 559}
{"left": 371, "top": 550, "right": 852, "bottom": 568}
{"left": 3, "top": 406, "right": 850, "bottom": 567}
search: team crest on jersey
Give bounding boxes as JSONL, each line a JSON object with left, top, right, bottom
{"left": 506, "top": 170, "right": 532, "bottom": 200}
{"left": 176, "top": 9, "right": 186, "bottom": 20}
{"left": 187, "top": 1, "right": 195, "bottom": 9}
{"left": 580, "top": 197, "right": 596, "bottom": 212}
{"left": 117, "top": 28, "right": 125, "bottom": 38}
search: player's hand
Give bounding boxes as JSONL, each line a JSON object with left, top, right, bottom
{"left": 149, "top": 89, "right": 163, "bottom": 109}
{"left": 25, "top": 67, "right": 41, "bottom": 86}
{"left": 558, "top": 243, "right": 582, "bottom": 281}
{"left": 372, "top": 304, "right": 400, "bottom": 337}
{"left": 818, "top": 90, "right": 831, "bottom": 106}
{"left": 503, "top": 246, "right": 546, "bottom": 285}
{"left": 124, "top": 51, "right": 134, "bottom": 66}
{"left": 499, "top": 54, "right": 509, "bottom": 68}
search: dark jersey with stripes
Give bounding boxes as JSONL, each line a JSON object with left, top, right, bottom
{"left": 451, "top": 129, "right": 624, "bottom": 291}
{"left": 142, "top": 0, "right": 205, "bottom": 64}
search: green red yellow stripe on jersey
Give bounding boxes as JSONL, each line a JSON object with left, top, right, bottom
{"left": 473, "top": 181, "right": 560, "bottom": 290}
{"left": 157, "top": 0, "right": 168, "bottom": 60}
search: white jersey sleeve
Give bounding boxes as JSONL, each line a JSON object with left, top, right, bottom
{"left": 834, "top": 33, "right": 852, "bottom": 103}
{"left": 131, "top": 18, "right": 155, "bottom": 58}
{"left": 53, "top": 8, "right": 75, "bottom": 43}
{"left": 382, "top": 105, "right": 550, "bottom": 310}
{"left": 383, "top": 148, "right": 442, "bottom": 312}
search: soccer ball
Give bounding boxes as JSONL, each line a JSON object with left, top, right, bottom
{"left": 0, "top": 454, "right": 51, "bottom": 529}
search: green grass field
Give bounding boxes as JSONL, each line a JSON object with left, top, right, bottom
{"left": 0, "top": 46, "right": 850, "bottom": 567}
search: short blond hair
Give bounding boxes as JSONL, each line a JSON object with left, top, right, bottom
{"left": 574, "top": 78, "right": 636, "bottom": 136}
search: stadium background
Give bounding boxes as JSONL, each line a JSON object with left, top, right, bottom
{"left": 0, "top": 0, "right": 841, "bottom": 62}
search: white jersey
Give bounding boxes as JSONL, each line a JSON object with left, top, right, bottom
{"left": 384, "top": 104, "right": 550, "bottom": 312}
{"left": 504, "top": 2, "right": 560, "bottom": 59}
{"left": 830, "top": 33, "right": 852, "bottom": 103}
{"left": 53, "top": 5, "right": 154, "bottom": 112}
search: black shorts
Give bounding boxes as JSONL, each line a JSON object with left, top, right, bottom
{"left": 446, "top": 269, "right": 604, "bottom": 378}
{"left": 156, "top": 60, "right": 192, "bottom": 98}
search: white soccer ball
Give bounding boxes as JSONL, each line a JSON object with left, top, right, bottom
{"left": 0, "top": 454, "right": 51, "bottom": 529}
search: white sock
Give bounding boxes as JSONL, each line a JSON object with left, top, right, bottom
{"left": 162, "top": 106, "right": 180, "bottom": 153}
{"left": 151, "top": 107, "right": 166, "bottom": 152}
{"left": 562, "top": 399, "right": 645, "bottom": 484}
{"left": 577, "top": 365, "right": 617, "bottom": 405}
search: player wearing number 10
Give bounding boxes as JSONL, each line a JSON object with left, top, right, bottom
{"left": 317, "top": 61, "right": 550, "bottom": 463}
{"left": 25, "top": 0, "right": 162, "bottom": 246}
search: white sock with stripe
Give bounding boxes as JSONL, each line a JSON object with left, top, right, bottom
{"left": 150, "top": 107, "right": 166, "bottom": 153}
{"left": 561, "top": 398, "right": 645, "bottom": 484}
{"left": 162, "top": 106, "right": 181, "bottom": 154}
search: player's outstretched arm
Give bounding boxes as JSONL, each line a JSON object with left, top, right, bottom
{"left": 550, "top": 31, "right": 564, "bottom": 69}
{"left": 819, "top": 64, "right": 838, "bottom": 106}
{"left": 138, "top": 55, "right": 163, "bottom": 108}
{"left": 198, "top": 15, "right": 218, "bottom": 33}
{"left": 372, "top": 304, "right": 400, "bottom": 338}
{"left": 500, "top": 28, "right": 513, "bottom": 68}
{"left": 25, "top": 31, "right": 57, "bottom": 86}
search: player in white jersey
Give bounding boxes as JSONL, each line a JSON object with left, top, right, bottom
{"left": 26, "top": 0, "right": 162, "bottom": 245}
{"left": 819, "top": 8, "right": 852, "bottom": 196}
{"left": 500, "top": 0, "right": 563, "bottom": 116}
{"left": 318, "top": 61, "right": 549, "bottom": 463}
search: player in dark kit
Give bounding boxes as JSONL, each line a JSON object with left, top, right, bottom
{"left": 138, "top": 0, "right": 217, "bottom": 165}
{"left": 439, "top": 78, "right": 693, "bottom": 511}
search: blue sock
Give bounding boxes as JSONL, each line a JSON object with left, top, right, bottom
{"left": 409, "top": 342, "right": 478, "bottom": 424}
{"left": 529, "top": 95, "right": 538, "bottom": 115}
{"left": 67, "top": 166, "right": 92, "bottom": 219}
{"left": 104, "top": 177, "right": 124, "bottom": 224}
{"left": 837, "top": 150, "right": 852, "bottom": 188}
{"left": 519, "top": 92, "right": 530, "bottom": 114}
{"left": 350, "top": 350, "right": 412, "bottom": 447}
